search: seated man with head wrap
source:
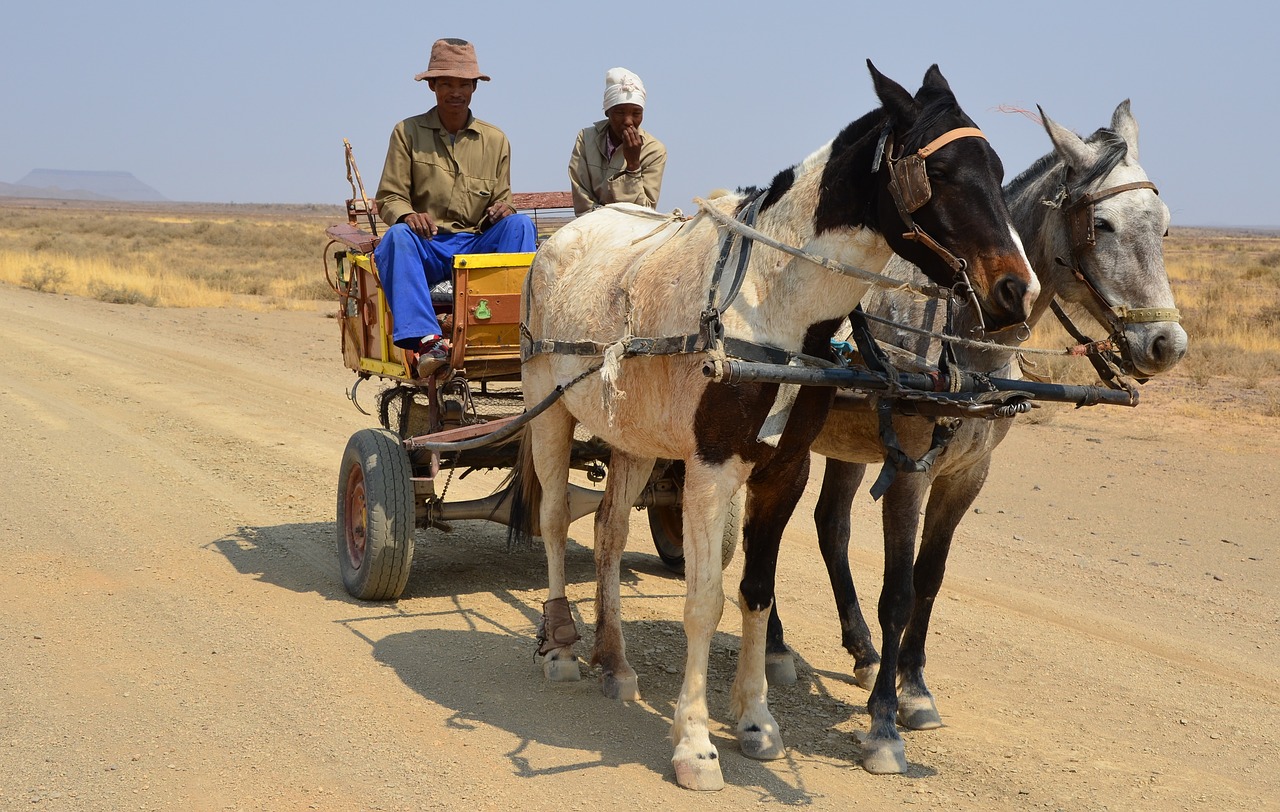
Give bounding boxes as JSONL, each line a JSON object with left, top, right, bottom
{"left": 567, "top": 67, "right": 668, "bottom": 216}
{"left": 374, "top": 37, "right": 536, "bottom": 378}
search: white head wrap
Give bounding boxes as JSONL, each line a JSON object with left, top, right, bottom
{"left": 603, "top": 67, "right": 646, "bottom": 112}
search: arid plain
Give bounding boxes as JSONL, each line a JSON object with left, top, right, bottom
{"left": 0, "top": 200, "right": 1277, "bottom": 810}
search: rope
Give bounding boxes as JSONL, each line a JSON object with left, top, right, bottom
{"left": 694, "top": 197, "right": 951, "bottom": 301}
{"left": 854, "top": 307, "right": 1114, "bottom": 359}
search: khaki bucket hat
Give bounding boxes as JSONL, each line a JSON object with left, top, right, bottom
{"left": 414, "top": 38, "right": 491, "bottom": 82}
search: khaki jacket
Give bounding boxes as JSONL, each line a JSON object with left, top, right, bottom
{"left": 568, "top": 120, "right": 666, "bottom": 216}
{"left": 375, "top": 108, "right": 513, "bottom": 233}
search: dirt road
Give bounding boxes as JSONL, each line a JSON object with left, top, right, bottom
{"left": 1, "top": 283, "right": 1276, "bottom": 811}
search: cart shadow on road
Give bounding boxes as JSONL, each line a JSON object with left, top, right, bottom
{"left": 207, "top": 519, "right": 679, "bottom": 602}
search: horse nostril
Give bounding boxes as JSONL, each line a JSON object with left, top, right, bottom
{"left": 1150, "top": 332, "right": 1186, "bottom": 368}
{"left": 992, "top": 276, "right": 1029, "bottom": 320}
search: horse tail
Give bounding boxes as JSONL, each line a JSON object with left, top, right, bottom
{"left": 503, "top": 427, "right": 542, "bottom": 548}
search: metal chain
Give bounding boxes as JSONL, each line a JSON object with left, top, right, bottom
{"left": 436, "top": 451, "right": 460, "bottom": 506}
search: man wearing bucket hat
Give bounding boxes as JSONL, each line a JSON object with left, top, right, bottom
{"left": 374, "top": 37, "right": 535, "bottom": 378}
{"left": 568, "top": 67, "right": 667, "bottom": 216}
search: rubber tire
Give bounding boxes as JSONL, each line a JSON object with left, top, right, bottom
{"left": 647, "top": 489, "right": 741, "bottom": 574}
{"left": 336, "top": 428, "right": 416, "bottom": 600}
{"left": 648, "top": 504, "right": 687, "bottom": 572}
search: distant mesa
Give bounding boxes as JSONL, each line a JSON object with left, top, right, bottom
{"left": 1, "top": 169, "right": 168, "bottom": 202}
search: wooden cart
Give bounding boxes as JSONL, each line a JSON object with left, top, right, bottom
{"left": 324, "top": 190, "right": 704, "bottom": 600}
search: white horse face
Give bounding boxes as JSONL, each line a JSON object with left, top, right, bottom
{"left": 1043, "top": 101, "right": 1188, "bottom": 377}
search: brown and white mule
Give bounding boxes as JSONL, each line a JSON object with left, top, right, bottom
{"left": 510, "top": 62, "right": 1038, "bottom": 791}
{"left": 764, "top": 100, "right": 1186, "bottom": 774}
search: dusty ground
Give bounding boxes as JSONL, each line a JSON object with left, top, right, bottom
{"left": 1, "top": 283, "right": 1276, "bottom": 811}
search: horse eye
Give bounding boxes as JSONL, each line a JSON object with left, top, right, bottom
{"left": 1094, "top": 218, "right": 1114, "bottom": 233}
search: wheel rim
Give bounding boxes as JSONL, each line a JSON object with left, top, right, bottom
{"left": 649, "top": 505, "right": 685, "bottom": 561}
{"left": 344, "top": 465, "right": 368, "bottom": 568}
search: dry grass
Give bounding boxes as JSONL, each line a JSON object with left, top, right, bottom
{"left": 1, "top": 200, "right": 1277, "bottom": 419}
{"left": 1023, "top": 226, "right": 1280, "bottom": 421}
{"left": 0, "top": 199, "right": 342, "bottom": 309}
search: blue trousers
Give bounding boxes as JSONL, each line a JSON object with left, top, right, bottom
{"left": 374, "top": 214, "right": 536, "bottom": 347}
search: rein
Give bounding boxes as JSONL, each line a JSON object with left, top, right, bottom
{"left": 692, "top": 196, "right": 951, "bottom": 300}
{"left": 522, "top": 124, "right": 993, "bottom": 371}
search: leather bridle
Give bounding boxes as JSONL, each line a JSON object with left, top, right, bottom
{"left": 1061, "top": 179, "right": 1177, "bottom": 325}
{"left": 1052, "top": 178, "right": 1180, "bottom": 384}
{"left": 874, "top": 125, "right": 988, "bottom": 278}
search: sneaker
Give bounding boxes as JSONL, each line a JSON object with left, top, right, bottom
{"left": 415, "top": 337, "right": 452, "bottom": 378}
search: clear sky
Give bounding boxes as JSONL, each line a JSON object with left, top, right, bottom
{"left": 3, "top": 1, "right": 1274, "bottom": 227}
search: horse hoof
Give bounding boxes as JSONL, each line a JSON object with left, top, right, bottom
{"left": 861, "top": 737, "right": 908, "bottom": 775}
{"left": 897, "top": 696, "right": 942, "bottom": 730}
{"left": 672, "top": 749, "right": 724, "bottom": 791}
{"left": 853, "top": 662, "right": 880, "bottom": 691}
{"left": 765, "top": 652, "right": 797, "bottom": 686}
{"left": 601, "top": 671, "right": 640, "bottom": 701}
{"left": 738, "top": 727, "right": 786, "bottom": 761}
{"left": 542, "top": 654, "right": 581, "bottom": 682}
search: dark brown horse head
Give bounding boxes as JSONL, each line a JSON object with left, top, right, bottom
{"left": 865, "top": 61, "right": 1039, "bottom": 332}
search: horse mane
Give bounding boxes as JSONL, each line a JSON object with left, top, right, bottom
{"left": 899, "top": 98, "right": 975, "bottom": 153}
{"left": 732, "top": 77, "right": 979, "bottom": 229}
{"left": 1005, "top": 126, "right": 1129, "bottom": 202}
{"left": 811, "top": 108, "right": 887, "bottom": 234}
{"left": 736, "top": 166, "right": 796, "bottom": 215}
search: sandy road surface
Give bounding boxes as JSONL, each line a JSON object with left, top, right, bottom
{"left": 1, "top": 283, "right": 1276, "bottom": 811}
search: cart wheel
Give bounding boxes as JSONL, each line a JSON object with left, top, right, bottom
{"left": 336, "top": 428, "right": 415, "bottom": 600}
{"left": 647, "top": 490, "right": 741, "bottom": 574}
{"left": 648, "top": 505, "right": 686, "bottom": 573}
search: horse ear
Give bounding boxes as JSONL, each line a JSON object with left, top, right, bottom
{"left": 1038, "top": 104, "right": 1094, "bottom": 173}
{"left": 867, "top": 59, "right": 920, "bottom": 127}
{"left": 1111, "top": 99, "right": 1140, "bottom": 161}
{"left": 919, "top": 64, "right": 955, "bottom": 99}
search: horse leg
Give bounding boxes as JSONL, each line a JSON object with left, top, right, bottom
{"left": 530, "top": 400, "right": 581, "bottom": 682}
{"left": 817, "top": 459, "right": 881, "bottom": 688}
{"left": 861, "top": 469, "right": 930, "bottom": 775}
{"left": 764, "top": 457, "right": 879, "bottom": 688}
{"left": 896, "top": 457, "right": 991, "bottom": 731}
{"left": 733, "top": 457, "right": 809, "bottom": 762}
{"left": 591, "top": 451, "right": 656, "bottom": 701}
{"left": 671, "top": 458, "right": 746, "bottom": 791}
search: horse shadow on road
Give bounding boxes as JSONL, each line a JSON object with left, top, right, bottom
{"left": 208, "top": 520, "right": 938, "bottom": 792}
{"left": 365, "top": 618, "right": 920, "bottom": 799}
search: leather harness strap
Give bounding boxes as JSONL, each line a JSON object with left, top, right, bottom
{"left": 883, "top": 127, "right": 989, "bottom": 275}
{"left": 916, "top": 126, "right": 986, "bottom": 158}
{"left": 521, "top": 191, "right": 794, "bottom": 367}
{"left": 1068, "top": 180, "right": 1160, "bottom": 215}
{"left": 1050, "top": 178, "right": 1173, "bottom": 389}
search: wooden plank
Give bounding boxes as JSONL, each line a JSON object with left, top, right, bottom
{"left": 511, "top": 191, "right": 573, "bottom": 210}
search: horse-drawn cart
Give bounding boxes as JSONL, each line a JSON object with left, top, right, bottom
{"left": 324, "top": 178, "right": 699, "bottom": 600}
{"left": 322, "top": 142, "right": 1142, "bottom": 604}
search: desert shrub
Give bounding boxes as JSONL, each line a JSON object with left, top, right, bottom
{"left": 88, "top": 281, "right": 158, "bottom": 307}
{"left": 287, "top": 275, "right": 341, "bottom": 301}
{"left": 22, "top": 262, "right": 67, "bottom": 292}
